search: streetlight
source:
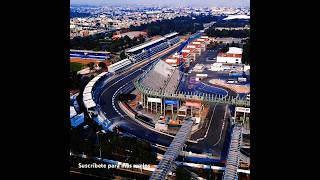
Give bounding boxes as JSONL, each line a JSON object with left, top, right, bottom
{"left": 96, "top": 131, "right": 103, "bottom": 159}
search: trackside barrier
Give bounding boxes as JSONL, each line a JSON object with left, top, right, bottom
{"left": 82, "top": 72, "right": 113, "bottom": 130}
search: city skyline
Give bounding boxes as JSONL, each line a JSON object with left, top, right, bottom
{"left": 70, "top": 0, "right": 250, "bottom": 8}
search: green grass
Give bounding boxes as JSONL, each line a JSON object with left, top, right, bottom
{"left": 70, "top": 62, "right": 85, "bottom": 73}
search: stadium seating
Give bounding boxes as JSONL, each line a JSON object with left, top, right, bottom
{"left": 140, "top": 60, "right": 181, "bottom": 94}
{"left": 164, "top": 69, "right": 181, "bottom": 94}
{"left": 129, "top": 36, "right": 180, "bottom": 63}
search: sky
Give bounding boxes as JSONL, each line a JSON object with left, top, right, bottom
{"left": 70, "top": 0, "right": 250, "bottom": 8}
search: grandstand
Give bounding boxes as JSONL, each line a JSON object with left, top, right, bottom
{"left": 126, "top": 32, "right": 181, "bottom": 63}
{"left": 83, "top": 72, "right": 110, "bottom": 110}
{"left": 164, "top": 69, "right": 181, "bottom": 94}
{"left": 140, "top": 60, "right": 181, "bottom": 94}
{"left": 70, "top": 50, "right": 111, "bottom": 61}
{"left": 107, "top": 58, "right": 132, "bottom": 73}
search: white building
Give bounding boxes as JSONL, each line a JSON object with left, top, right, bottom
{"left": 217, "top": 47, "right": 243, "bottom": 64}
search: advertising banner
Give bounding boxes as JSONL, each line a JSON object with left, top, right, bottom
{"left": 147, "top": 97, "right": 161, "bottom": 103}
{"left": 235, "top": 107, "right": 250, "bottom": 113}
{"left": 164, "top": 99, "right": 178, "bottom": 105}
{"left": 185, "top": 101, "right": 201, "bottom": 108}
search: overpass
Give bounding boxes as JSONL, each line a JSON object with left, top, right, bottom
{"left": 150, "top": 118, "right": 194, "bottom": 180}
{"left": 223, "top": 124, "right": 242, "bottom": 180}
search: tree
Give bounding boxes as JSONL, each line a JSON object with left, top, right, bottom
{"left": 220, "top": 46, "right": 229, "bottom": 53}
{"left": 98, "top": 62, "right": 107, "bottom": 69}
{"left": 120, "top": 51, "right": 127, "bottom": 60}
{"left": 242, "top": 39, "right": 250, "bottom": 65}
{"left": 175, "top": 167, "right": 191, "bottom": 180}
{"left": 87, "top": 62, "right": 95, "bottom": 70}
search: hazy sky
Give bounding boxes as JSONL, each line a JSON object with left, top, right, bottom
{"left": 70, "top": 0, "right": 250, "bottom": 8}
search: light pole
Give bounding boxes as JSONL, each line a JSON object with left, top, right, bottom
{"left": 96, "top": 131, "right": 102, "bottom": 159}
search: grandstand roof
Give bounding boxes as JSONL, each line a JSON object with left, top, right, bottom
{"left": 107, "top": 58, "right": 130, "bottom": 68}
{"left": 127, "top": 37, "right": 166, "bottom": 53}
{"left": 164, "top": 32, "right": 178, "bottom": 39}
{"left": 70, "top": 106, "right": 77, "bottom": 118}
{"left": 84, "top": 99, "right": 96, "bottom": 109}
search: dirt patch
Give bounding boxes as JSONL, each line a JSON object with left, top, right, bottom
{"left": 209, "top": 79, "right": 250, "bottom": 94}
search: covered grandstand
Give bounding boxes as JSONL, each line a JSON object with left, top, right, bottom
{"left": 126, "top": 32, "right": 180, "bottom": 63}
{"left": 70, "top": 50, "right": 111, "bottom": 61}
{"left": 107, "top": 58, "right": 132, "bottom": 73}
{"left": 139, "top": 60, "right": 181, "bottom": 94}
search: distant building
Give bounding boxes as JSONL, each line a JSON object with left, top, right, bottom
{"left": 217, "top": 47, "right": 243, "bottom": 64}
{"left": 112, "top": 31, "right": 147, "bottom": 40}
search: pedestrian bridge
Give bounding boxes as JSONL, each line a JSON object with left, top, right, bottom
{"left": 150, "top": 118, "right": 194, "bottom": 180}
{"left": 223, "top": 124, "right": 242, "bottom": 180}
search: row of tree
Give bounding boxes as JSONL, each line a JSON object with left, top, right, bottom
{"left": 70, "top": 127, "right": 157, "bottom": 165}
{"left": 130, "top": 15, "right": 224, "bottom": 36}
{"left": 212, "top": 19, "right": 250, "bottom": 28}
{"left": 242, "top": 39, "right": 250, "bottom": 65}
{"left": 70, "top": 11, "right": 91, "bottom": 18}
{"left": 205, "top": 28, "right": 250, "bottom": 38}
{"left": 70, "top": 33, "right": 145, "bottom": 53}
{"left": 70, "top": 62, "right": 107, "bottom": 90}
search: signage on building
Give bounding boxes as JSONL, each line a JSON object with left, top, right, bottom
{"left": 147, "top": 97, "right": 161, "bottom": 103}
{"left": 185, "top": 101, "right": 201, "bottom": 108}
{"left": 164, "top": 100, "right": 178, "bottom": 105}
{"left": 235, "top": 107, "right": 250, "bottom": 113}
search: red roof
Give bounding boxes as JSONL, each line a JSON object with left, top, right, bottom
{"left": 217, "top": 52, "right": 242, "bottom": 58}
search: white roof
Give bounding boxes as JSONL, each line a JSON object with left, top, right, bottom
{"left": 97, "top": 72, "right": 108, "bottom": 77}
{"left": 187, "top": 45, "right": 196, "bottom": 48}
{"left": 182, "top": 49, "right": 190, "bottom": 53}
{"left": 83, "top": 86, "right": 93, "bottom": 94}
{"left": 127, "top": 37, "right": 166, "bottom": 53}
{"left": 83, "top": 93, "right": 92, "bottom": 101}
{"left": 223, "top": 15, "right": 250, "bottom": 20}
{"left": 227, "top": 47, "right": 243, "bottom": 54}
{"left": 164, "top": 32, "right": 178, "bottom": 38}
{"left": 91, "top": 76, "right": 100, "bottom": 82}
{"left": 84, "top": 99, "right": 96, "bottom": 109}
{"left": 70, "top": 106, "right": 77, "bottom": 118}
{"left": 86, "top": 81, "right": 95, "bottom": 87}
{"left": 108, "top": 58, "right": 130, "bottom": 68}
{"left": 165, "top": 59, "right": 178, "bottom": 63}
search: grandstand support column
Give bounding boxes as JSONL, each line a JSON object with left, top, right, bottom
{"left": 160, "top": 98, "right": 163, "bottom": 115}
{"left": 147, "top": 98, "right": 148, "bottom": 112}
{"left": 177, "top": 100, "right": 180, "bottom": 112}
{"left": 172, "top": 104, "right": 174, "bottom": 115}
{"left": 156, "top": 102, "right": 158, "bottom": 113}
{"left": 164, "top": 98, "right": 166, "bottom": 115}
{"left": 141, "top": 93, "right": 144, "bottom": 108}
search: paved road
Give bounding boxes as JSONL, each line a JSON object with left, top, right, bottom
{"left": 189, "top": 104, "right": 230, "bottom": 156}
